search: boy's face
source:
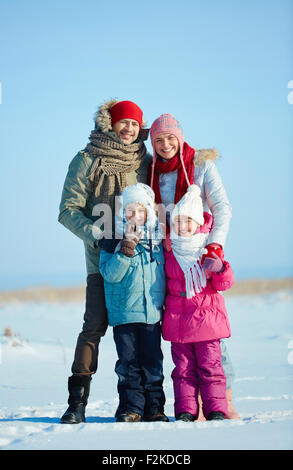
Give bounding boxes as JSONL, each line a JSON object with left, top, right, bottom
{"left": 173, "top": 215, "right": 198, "bottom": 237}
{"left": 154, "top": 133, "right": 179, "bottom": 160}
{"left": 113, "top": 119, "right": 140, "bottom": 144}
{"left": 125, "top": 203, "right": 147, "bottom": 227}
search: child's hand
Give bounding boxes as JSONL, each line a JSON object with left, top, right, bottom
{"left": 119, "top": 224, "right": 143, "bottom": 257}
{"left": 202, "top": 252, "right": 224, "bottom": 273}
{"left": 124, "top": 223, "right": 143, "bottom": 244}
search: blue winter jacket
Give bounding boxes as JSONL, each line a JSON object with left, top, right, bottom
{"left": 99, "top": 241, "right": 166, "bottom": 327}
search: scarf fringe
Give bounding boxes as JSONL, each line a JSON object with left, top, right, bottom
{"left": 184, "top": 260, "right": 207, "bottom": 298}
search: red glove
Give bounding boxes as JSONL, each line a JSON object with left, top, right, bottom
{"left": 202, "top": 252, "right": 224, "bottom": 273}
{"left": 201, "top": 243, "right": 224, "bottom": 265}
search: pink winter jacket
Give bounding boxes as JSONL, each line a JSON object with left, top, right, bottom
{"left": 162, "top": 249, "right": 234, "bottom": 344}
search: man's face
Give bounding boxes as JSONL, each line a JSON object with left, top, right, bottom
{"left": 113, "top": 119, "right": 140, "bottom": 144}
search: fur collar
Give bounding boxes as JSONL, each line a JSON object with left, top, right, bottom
{"left": 195, "top": 148, "right": 219, "bottom": 167}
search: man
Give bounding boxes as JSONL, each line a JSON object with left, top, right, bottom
{"left": 58, "top": 99, "right": 151, "bottom": 423}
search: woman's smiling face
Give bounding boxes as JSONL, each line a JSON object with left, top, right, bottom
{"left": 154, "top": 133, "right": 179, "bottom": 160}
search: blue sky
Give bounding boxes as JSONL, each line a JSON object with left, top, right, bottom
{"left": 0, "top": 0, "right": 292, "bottom": 289}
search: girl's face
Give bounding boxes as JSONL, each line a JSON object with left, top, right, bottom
{"left": 125, "top": 203, "right": 147, "bottom": 227}
{"left": 173, "top": 215, "right": 198, "bottom": 237}
{"left": 154, "top": 133, "right": 179, "bottom": 160}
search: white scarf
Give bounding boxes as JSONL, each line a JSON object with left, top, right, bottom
{"left": 170, "top": 229, "right": 208, "bottom": 298}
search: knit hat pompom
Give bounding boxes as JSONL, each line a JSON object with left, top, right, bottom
{"left": 171, "top": 184, "right": 204, "bottom": 227}
{"left": 186, "top": 184, "right": 201, "bottom": 197}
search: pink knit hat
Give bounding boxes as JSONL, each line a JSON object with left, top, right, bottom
{"left": 149, "top": 114, "right": 190, "bottom": 189}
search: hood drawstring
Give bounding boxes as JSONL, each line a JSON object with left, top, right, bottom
{"left": 149, "top": 238, "right": 154, "bottom": 262}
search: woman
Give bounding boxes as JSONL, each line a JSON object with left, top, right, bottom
{"left": 148, "top": 113, "right": 240, "bottom": 420}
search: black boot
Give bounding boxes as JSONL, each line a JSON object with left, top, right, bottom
{"left": 60, "top": 375, "right": 91, "bottom": 424}
{"left": 116, "top": 412, "right": 142, "bottom": 422}
{"left": 144, "top": 412, "right": 169, "bottom": 422}
{"left": 176, "top": 412, "right": 195, "bottom": 422}
{"left": 207, "top": 411, "right": 225, "bottom": 421}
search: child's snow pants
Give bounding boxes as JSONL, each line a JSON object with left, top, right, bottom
{"left": 171, "top": 339, "right": 227, "bottom": 418}
{"left": 113, "top": 321, "right": 166, "bottom": 418}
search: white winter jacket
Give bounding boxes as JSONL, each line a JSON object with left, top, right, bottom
{"left": 158, "top": 150, "right": 232, "bottom": 247}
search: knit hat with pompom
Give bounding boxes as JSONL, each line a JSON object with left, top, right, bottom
{"left": 171, "top": 184, "right": 204, "bottom": 227}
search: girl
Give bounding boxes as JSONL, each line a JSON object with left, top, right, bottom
{"left": 149, "top": 113, "right": 240, "bottom": 420}
{"left": 162, "top": 184, "right": 234, "bottom": 421}
{"left": 99, "top": 183, "right": 168, "bottom": 422}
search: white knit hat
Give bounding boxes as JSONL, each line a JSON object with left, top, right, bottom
{"left": 171, "top": 184, "right": 204, "bottom": 226}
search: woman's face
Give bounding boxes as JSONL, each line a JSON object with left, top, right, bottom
{"left": 173, "top": 215, "right": 198, "bottom": 237}
{"left": 154, "top": 133, "right": 179, "bottom": 160}
{"left": 113, "top": 119, "right": 140, "bottom": 144}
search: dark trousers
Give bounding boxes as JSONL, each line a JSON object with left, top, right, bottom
{"left": 113, "top": 322, "right": 166, "bottom": 417}
{"left": 71, "top": 273, "right": 108, "bottom": 376}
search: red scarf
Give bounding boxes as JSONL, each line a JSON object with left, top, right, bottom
{"left": 148, "top": 142, "right": 195, "bottom": 204}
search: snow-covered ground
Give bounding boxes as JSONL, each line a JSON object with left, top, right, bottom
{"left": 0, "top": 290, "right": 293, "bottom": 450}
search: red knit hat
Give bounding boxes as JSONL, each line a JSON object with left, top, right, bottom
{"left": 110, "top": 101, "right": 143, "bottom": 128}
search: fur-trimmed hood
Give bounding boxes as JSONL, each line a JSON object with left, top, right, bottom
{"left": 94, "top": 99, "right": 147, "bottom": 133}
{"left": 195, "top": 148, "right": 219, "bottom": 167}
